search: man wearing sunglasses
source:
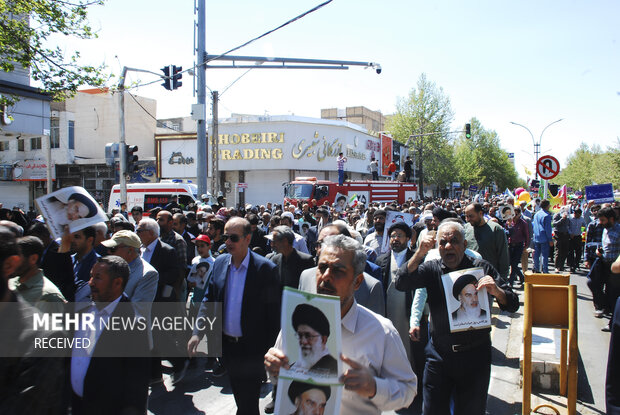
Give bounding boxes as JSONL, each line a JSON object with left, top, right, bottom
{"left": 188, "top": 217, "right": 280, "bottom": 415}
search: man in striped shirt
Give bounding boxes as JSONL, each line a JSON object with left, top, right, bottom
{"left": 337, "top": 152, "right": 347, "bottom": 185}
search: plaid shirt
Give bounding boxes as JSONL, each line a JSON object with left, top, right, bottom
{"left": 160, "top": 229, "right": 188, "bottom": 271}
{"left": 602, "top": 223, "right": 620, "bottom": 264}
{"left": 337, "top": 155, "right": 346, "bottom": 171}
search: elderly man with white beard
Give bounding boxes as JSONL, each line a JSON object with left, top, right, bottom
{"left": 289, "top": 303, "right": 337, "bottom": 377}
{"left": 451, "top": 274, "right": 488, "bottom": 323}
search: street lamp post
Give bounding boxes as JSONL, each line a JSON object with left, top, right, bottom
{"left": 510, "top": 119, "right": 563, "bottom": 179}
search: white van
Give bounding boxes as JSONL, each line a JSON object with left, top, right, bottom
{"left": 108, "top": 182, "right": 213, "bottom": 213}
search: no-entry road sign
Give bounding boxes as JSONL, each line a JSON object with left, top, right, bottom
{"left": 536, "top": 155, "right": 560, "bottom": 180}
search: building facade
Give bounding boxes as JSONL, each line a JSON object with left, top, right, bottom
{"left": 320, "top": 106, "right": 387, "bottom": 134}
{"left": 156, "top": 115, "right": 388, "bottom": 206}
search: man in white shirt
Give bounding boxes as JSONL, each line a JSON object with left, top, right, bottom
{"left": 265, "top": 235, "right": 417, "bottom": 415}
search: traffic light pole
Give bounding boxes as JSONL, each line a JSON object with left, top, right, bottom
{"left": 117, "top": 66, "right": 163, "bottom": 204}
{"left": 118, "top": 67, "right": 128, "bottom": 205}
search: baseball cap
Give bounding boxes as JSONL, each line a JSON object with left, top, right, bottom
{"left": 101, "top": 230, "right": 142, "bottom": 249}
{"left": 193, "top": 234, "right": 211, "bottom": 244}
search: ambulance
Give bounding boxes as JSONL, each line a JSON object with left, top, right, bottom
{"left": 108, "top": 181, "right": 213, "bottom": 213}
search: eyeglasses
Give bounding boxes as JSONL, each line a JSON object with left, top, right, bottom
{"left": 109, "top": 244, "right": 126, "bottom": 252}
{"left": 314, "top": 240, "right": 323, "bottom": 248}
{"left": 295, "top": 332, "right": 321, "bottom": 341}
{"left": 222, "top": 233, "right": 242, "bottom": 243}
{"left": 136, "top": 228, "right": 147, "bottom": 233}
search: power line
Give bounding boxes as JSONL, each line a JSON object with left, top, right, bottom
{"left": 126, "top": 91, "right": 182, "bottom": 132}
{"left": 206, "top": 0, "right": 333, "bottom": 64}
{"left": 121, "top": 0, "right": 333, "bottom": 92}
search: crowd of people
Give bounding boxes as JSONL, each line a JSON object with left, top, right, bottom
{"left": 0, "top": 190, "right": 619, "bottom": 415}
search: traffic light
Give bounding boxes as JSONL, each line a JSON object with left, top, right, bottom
{"left": 105, "top": 143, "right": 119, "bottom": 167}
{"left": 465, "top": 123, "right": 471, "bottom": 139}
{"left": 125, "top": 144, "right": 139, "bottom": 173}
{"left": 161, "top": 66, "right": 171, "bottom": 90}
{"left": 172, "top": 65, "right": 182, "bottom": 90}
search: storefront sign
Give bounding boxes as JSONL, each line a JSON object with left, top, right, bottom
{"left": 157, "top": 118, "right": 381, "bottom": 178}
{"left": 13, "top": 160, "right": 55, "bottom": 181}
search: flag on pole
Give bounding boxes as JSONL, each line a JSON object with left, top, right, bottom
{"left": 349, "top": 194, "right": 359, "bottom": 208}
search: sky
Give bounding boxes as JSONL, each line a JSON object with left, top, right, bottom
{"left": 52, "top": 0, "right": 620, "bottom": 180}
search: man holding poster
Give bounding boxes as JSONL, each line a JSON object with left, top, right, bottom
{"left": 396, "top": 220, "right": 518, "bottom": 415}
{"left": 265, "top": 234, "right": 417, "bottom": 415}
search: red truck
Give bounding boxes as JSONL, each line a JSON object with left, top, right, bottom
{"left": 283, "top": 177, "right": 419, "bottom": 207}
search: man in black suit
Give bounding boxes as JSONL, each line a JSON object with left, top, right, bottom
{"left": 69, "top": 226, "right": 100, "bottom": 302}
{"left": 70, "top": 256, "right": 149, "bottom": 415}
{"left": 188, "top": 217, "right": 281, "bottom": 415}
{"left": 267, "top": 226, "right": 314, "bottom": 289}
{"left": 136, "top": 218, "right": 187, "bottom": 384}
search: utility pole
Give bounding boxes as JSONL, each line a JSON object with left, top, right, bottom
{"left": 418, "top": 127, "right": 424, "bottom": 198}
{"left": 211, "top": 90, "right": 219, "bottom": 197}
{"left": 195, "top": 0, "right": 208, "bottom": 197}
{"left": 118, "top": 67, "right": 128, "bottom": 205}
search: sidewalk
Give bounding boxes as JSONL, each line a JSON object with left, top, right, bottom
{"left": 487, "top": 267, "right": 610, "bottom": 415}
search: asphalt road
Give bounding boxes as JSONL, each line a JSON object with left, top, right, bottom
{"left": 148, "top": 266, "right": 611, "bottom": 415}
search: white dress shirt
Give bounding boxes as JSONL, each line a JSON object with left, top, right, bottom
{"left": 71, "top": 296, "right": 122, "bottom": 397}
{"left": 274, "top": 301, "right": 417, "bottom": 414}
{"left": 223, "top": 249, "right": 250, "bottom": 337}
{"left": 141, "top": 238, "right": 158, "bottom": 263}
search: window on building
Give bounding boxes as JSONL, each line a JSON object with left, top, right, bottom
{"left": 30, "top": 136, "right": 42, "bottom": 150}
{"left": 50, "top": 118, "right": 60, "bottom": 148}
{"left": 68, "top": 120, "right": 75, "bottom": 149}
{"left": 0, "top": 141, "right": 8, "bottom": 151}
{"left": 17, "top": 139, "right": 24, "bottom": 151}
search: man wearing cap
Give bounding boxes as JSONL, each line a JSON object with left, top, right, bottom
{"left": 287, "top": 381, "right": 331, "bottom": 415}
{"left": 396, "top": 220, "right": 518, "bottom": 415}
{"left": 290, "top": 303, "right": 337, "bottom": 376}
{"left": 451, "top": 273, "right": 487, "bottom": 323}
{"left": 101, "top": 230, "right": 158, "bottom": 324}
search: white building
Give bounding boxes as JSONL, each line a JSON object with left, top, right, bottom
{"left": 156, "top": 115, "right": 383, "bottom": 206}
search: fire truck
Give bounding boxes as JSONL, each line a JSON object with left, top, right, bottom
{"left": 283, "top": 177, "right": 418, "bottom": 206}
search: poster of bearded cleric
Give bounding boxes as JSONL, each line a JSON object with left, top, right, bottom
{"left": 36, "top": 186, "right": 108, "bottom": 239}
{"left": 275, "top": 377, "right": 342, "bottom": 415}
{"left": 280, "top": 287, "right": 342, "bottom": 384}
{"left": 441, "top": 267, "right": 492, "bottom": 332}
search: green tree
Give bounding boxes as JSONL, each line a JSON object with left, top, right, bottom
{"left": 387, "top": 73, "right": 455, "bottom": 196}
{"left": 453, "top": 117, "right": 520, "bottom": 190}
{"left": 555, "top": 141, "right": 620, "bottom": 190}
{"left": 0, "top": 0, "right": 108, "bottom": 103}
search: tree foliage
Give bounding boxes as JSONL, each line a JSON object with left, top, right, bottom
{"left": 386, "top": 73, "right": 455, "bottom": 190}
{"left": 555, "top": 140, "right": 620, "bottom": 190}
{"left": 453, "top": 118, "right": 520, "bottom": 190}
{"left": 0, "top": 0, "right": 108, "bottom": 102}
